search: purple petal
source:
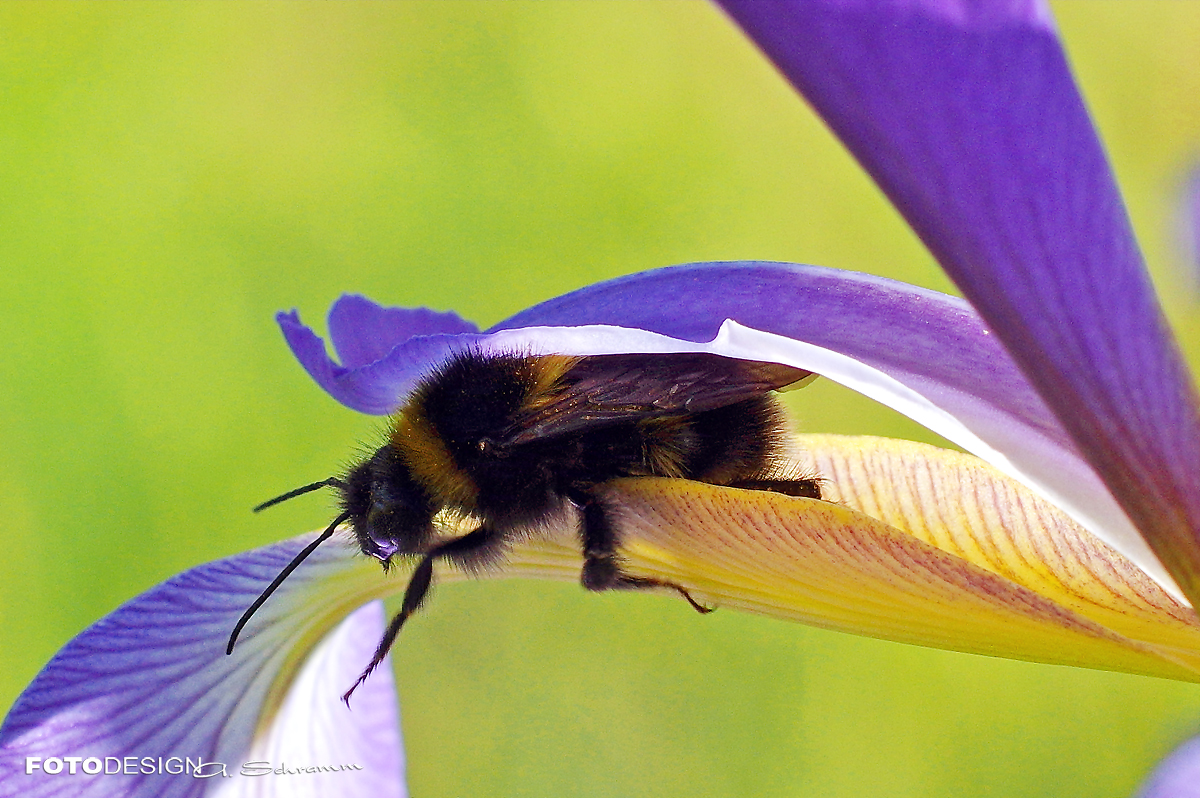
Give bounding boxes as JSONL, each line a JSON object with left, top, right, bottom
{"left": 717, "top": 0, "right": 1200, "bottom": 600}
{"left": 279, "top": 306, "right": 483, "bottom": 415}
{"left": 0, "top": 535, "right": 404, "bottom": 798}
{"left": 1138, "top": 736, "right": 1200, "bottom": 798}
{"left": 495, "top": 263, "right": 1015, "bottom": 411}
{"left": 294, "top": 263, "right": 1044, "bottom": 435}
{"left": 328, "top": 294, "right": 477, "bottom": 369}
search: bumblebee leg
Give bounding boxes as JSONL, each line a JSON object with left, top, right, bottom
{"left": 726, "top": 477, "right": 823, "bottom": 499}
{"left": 575, "top": 492, "right": 713, "bottom": 614}
{"left": 344, "top": 525, "right": 504, "bottom": 703}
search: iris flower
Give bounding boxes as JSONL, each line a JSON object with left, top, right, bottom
{"left": 4, "top": 1, "right": 1200, "bottom": 796}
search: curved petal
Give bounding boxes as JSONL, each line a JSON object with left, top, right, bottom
{"left": 0, "top": 537, "right": 404, "bottom": 798}
{"left": 597, "top": 442, "right": 1200, "bottom": 682}
{"left": 279, "top": 310, "right": 481, "bottom": 415}
{"left": 792, "top": 434, "right": 1200, "bottom": 672}
{"left": 716, "top": 0, "right": 1200, "bottom": 602}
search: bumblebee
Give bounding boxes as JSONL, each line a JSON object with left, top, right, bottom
{"left": 228, "top": 351, "right": 821, "bottom": 700}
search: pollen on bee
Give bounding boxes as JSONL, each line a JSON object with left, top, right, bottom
{"left": 521, "top": 355, "right": 582, "bottom": 412}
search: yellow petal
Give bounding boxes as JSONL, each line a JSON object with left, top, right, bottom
{"left": 794, "top": 434, "right": 1200, "bottom": 672}
{"left": 490, "top": 435, "right": 1199, "bottom": 682}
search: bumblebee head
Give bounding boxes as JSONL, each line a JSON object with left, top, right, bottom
{"left": 227, "top": 445, "right": 438, "bottom": 657}
{"left": 339, "top": 444, "right": 437, "bottom": 565}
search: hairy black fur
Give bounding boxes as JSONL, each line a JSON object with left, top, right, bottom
{"left": 234, "top": 350, "right": 822, "bottom": 702}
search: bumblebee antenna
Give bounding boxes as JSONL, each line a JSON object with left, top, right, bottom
{"left": 226, "top": 510, "right": 351, "bottom": 655}
{"left": 253, "top": 478, "right": 345, "bottom": 513}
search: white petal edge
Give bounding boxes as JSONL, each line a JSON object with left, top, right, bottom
{"left": 213, "top": 601, "right": 405, "bottom": 798}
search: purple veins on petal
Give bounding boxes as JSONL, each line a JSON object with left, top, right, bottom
{"left": 0, "top": 534, "right": 402, "bottom": 798}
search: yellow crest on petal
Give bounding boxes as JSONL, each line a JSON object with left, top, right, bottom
{"left": 581, "top": 435, "right": 1200, "bottom": 682}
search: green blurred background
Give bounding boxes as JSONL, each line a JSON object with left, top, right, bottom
{"left": 4, "top": 2, "right": 1200, "bottom": 796}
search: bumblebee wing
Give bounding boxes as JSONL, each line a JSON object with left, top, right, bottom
{"left": 504, "top": 353, "right": 812, "bottom": 445}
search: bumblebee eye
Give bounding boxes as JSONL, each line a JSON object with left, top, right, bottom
{"left": 477, "top": 436, "right": 494, "bottom": 454}
{"left": 367, "top": 501, "right": 391, "bottom": 525}
{"left": 363, "top": 503, "right": 401, "bottom": 561}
